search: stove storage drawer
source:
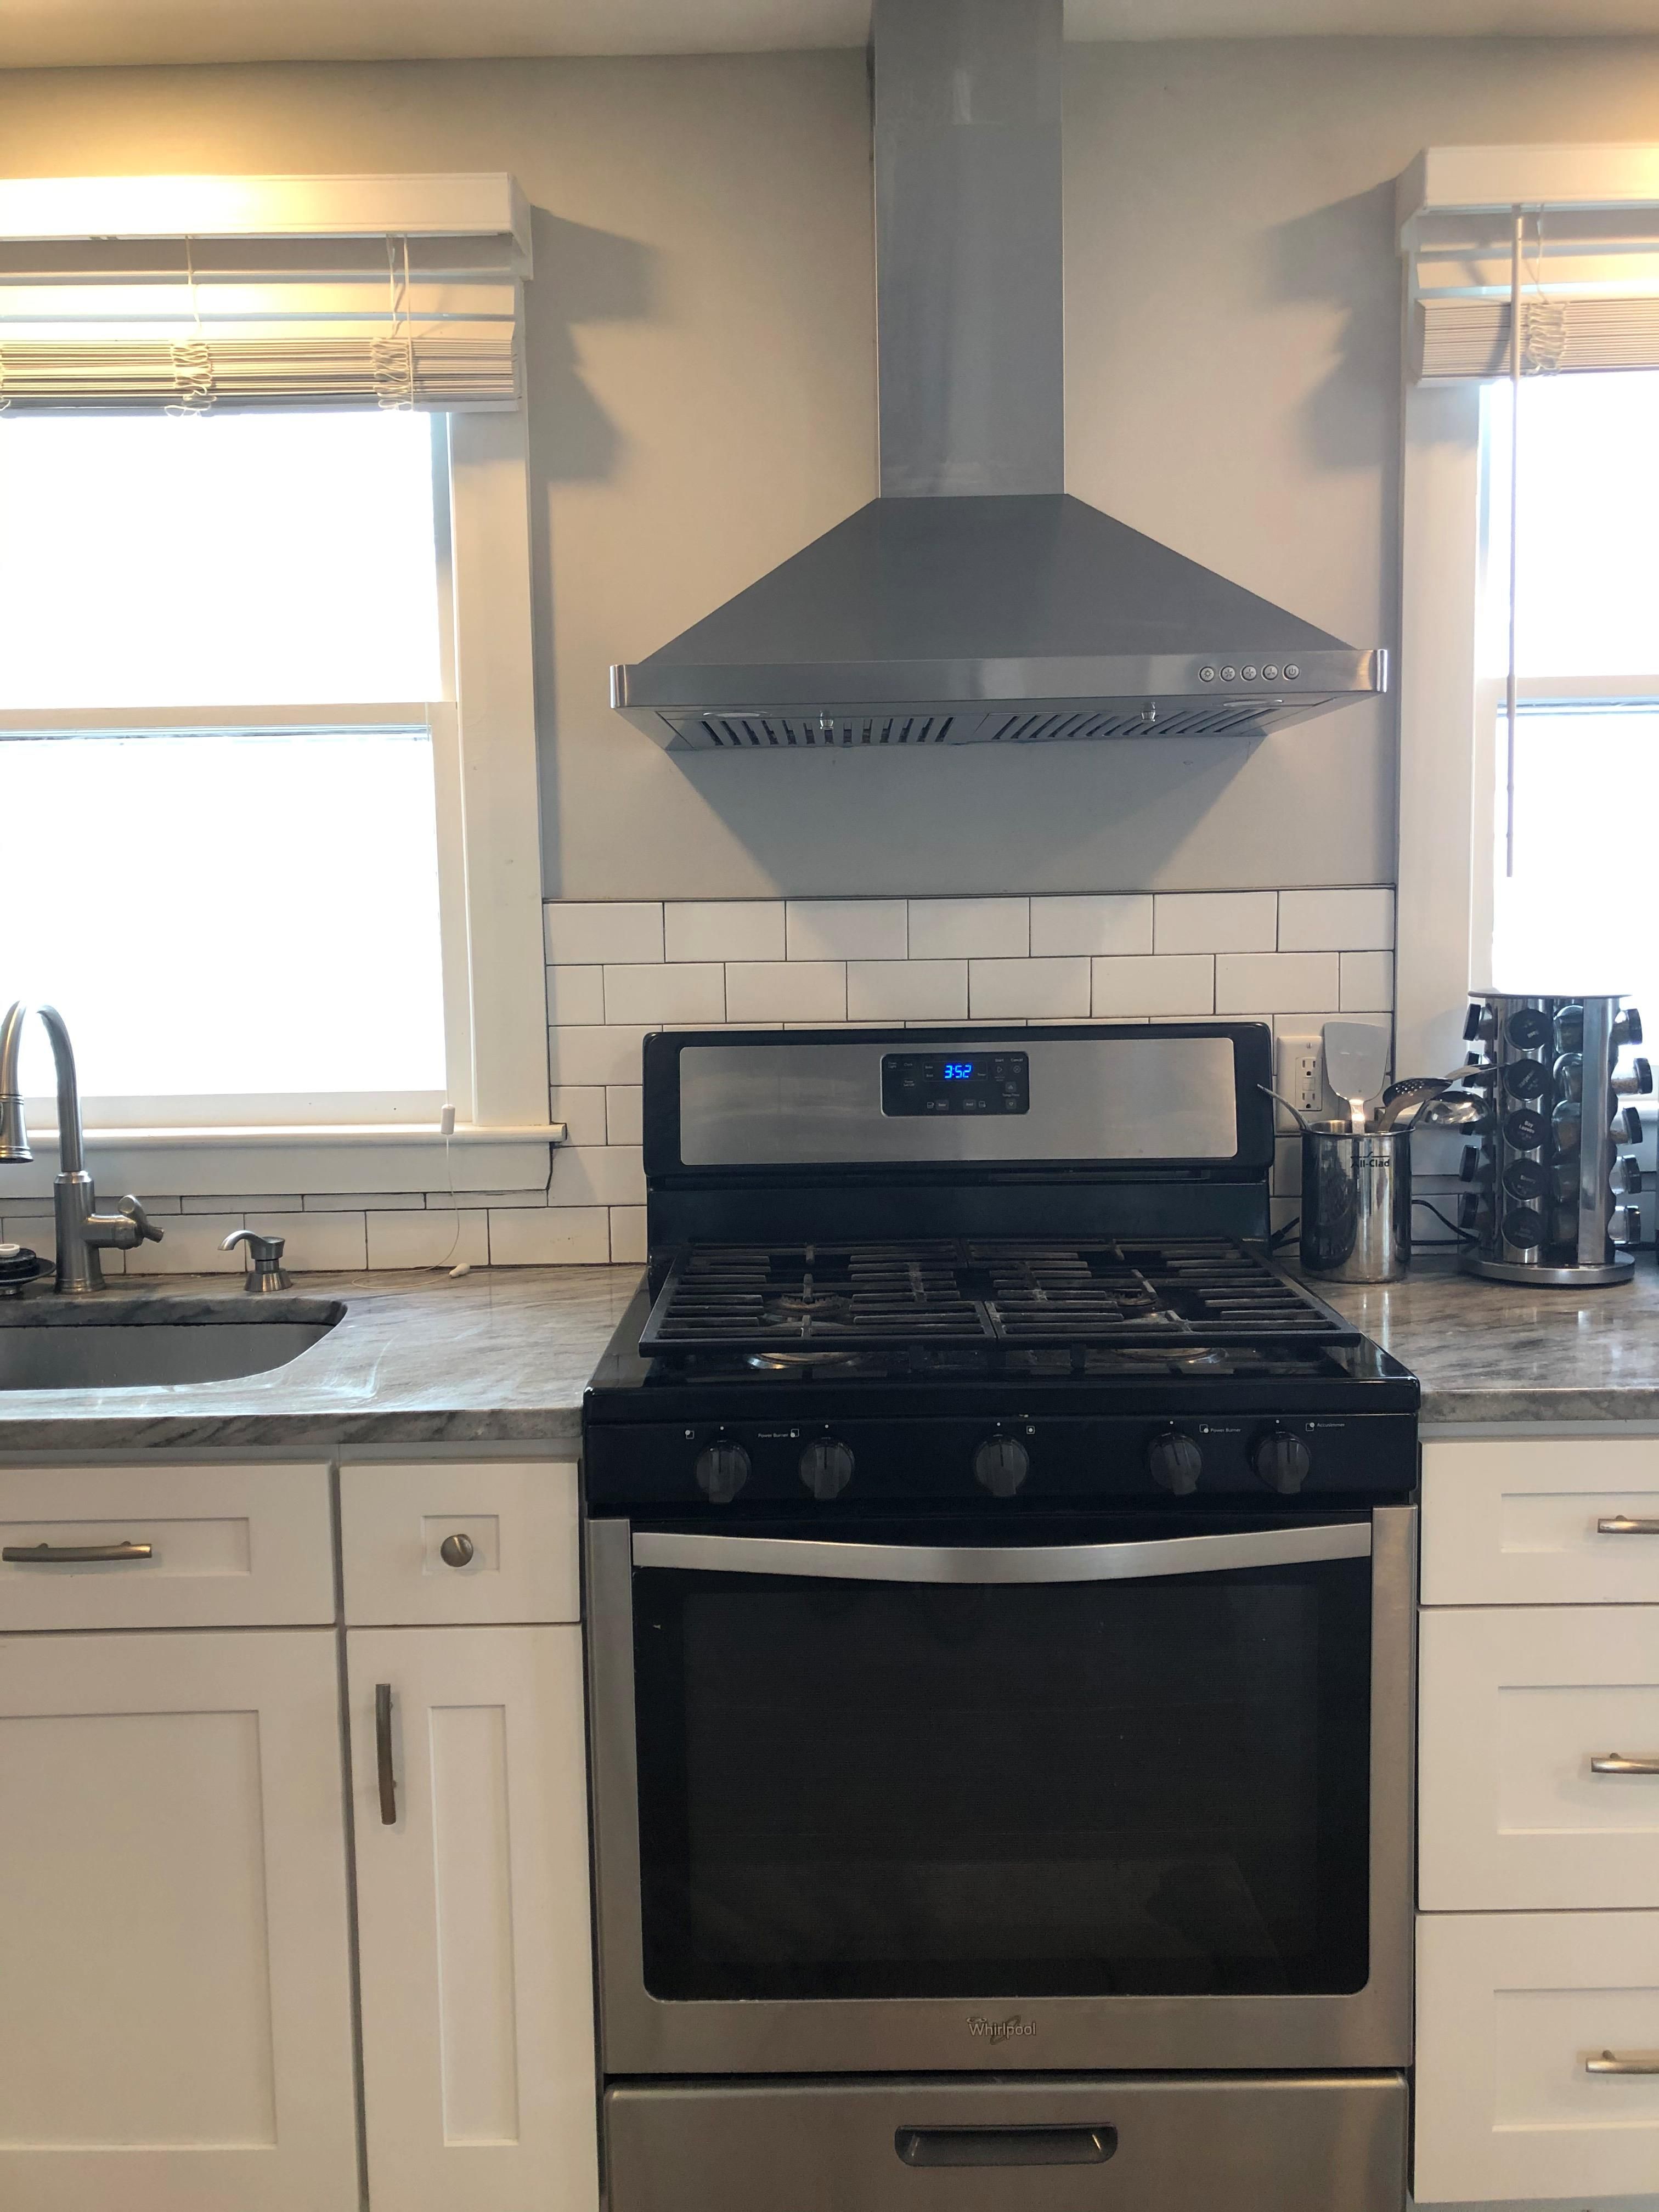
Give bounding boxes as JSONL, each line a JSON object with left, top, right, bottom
{"left": 1419, "top": 1604, "right": 1659, "bottom": 1910}
{"left": 604, "top": 2074, "right": 1408, "bottom": 2212}
{"left": 1421, "top": 1436, "right": 1659, "bottom": 1607}
{"left": 339, "top": 1459, "right": 580, "bottom": 1627}
{"left": 1415, "top": 1911, "right": 1659, "bottom": 2204}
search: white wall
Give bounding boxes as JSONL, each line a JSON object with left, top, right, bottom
{"left": 5, "top": 37, "right": 1659, "bottom": 906}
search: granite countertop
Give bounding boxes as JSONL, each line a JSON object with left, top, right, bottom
{"left": 1317, "top": 1251, "right": 1659, "bottom": 1426}
{"left": 0, "top": 1266, "right": 644, "bottom": 1454}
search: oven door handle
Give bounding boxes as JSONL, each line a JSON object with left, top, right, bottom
{"left": 630, "top": 1521, "right": 1372, "bottom": 1584}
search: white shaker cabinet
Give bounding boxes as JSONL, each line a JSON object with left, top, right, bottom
{"left": 0, "top": 1627, "right": 359, "bottom": 2212}
{"left": 347, "top": 1623, "right": 599, "bottom": 2212}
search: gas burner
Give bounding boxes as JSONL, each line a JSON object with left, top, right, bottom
{"left": 760, "top": 1291, "right": 857, "bottom": 1329}
{"left": 746, "top": 1348, "right": 871, "bottom": 1374}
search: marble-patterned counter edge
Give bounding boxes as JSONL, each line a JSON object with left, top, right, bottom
{"left": 0, "top": 1265, "right": 644, "bottom": 1455}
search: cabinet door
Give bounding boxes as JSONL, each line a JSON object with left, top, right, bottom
{"left": 348, "top": 1625, "right": 599, "bottom": 2212}
{"left": 0, "top": 1629, "right": 358, "bottom": 2212}
{"left": 1422, "top": 1436, "right": 1659, "bottom": 1606}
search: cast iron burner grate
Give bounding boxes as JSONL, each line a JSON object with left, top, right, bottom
{"left": 638, "top": 1237, "right": 1358, "bottom": 1359}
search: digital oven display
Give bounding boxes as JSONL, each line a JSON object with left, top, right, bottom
{"left": 881, "top": 1051, "right": 1030, "bottom": 1117}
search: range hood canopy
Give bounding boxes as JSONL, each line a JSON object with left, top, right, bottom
{"left": 611, "top": 0, "right": 1386, "bottom": 754}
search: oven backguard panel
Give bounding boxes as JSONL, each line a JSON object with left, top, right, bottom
{"left": 643, "top": 1025, "right": 1275, "bottom": 1257}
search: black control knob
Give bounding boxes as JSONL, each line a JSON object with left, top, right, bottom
{"left": 973, "top": 1435, "right": 1030, "bottom": 1498}
{"left": 694, "top": 1440, "right": 750, "bottom": 1504}
{"left": 1253, "top": 1429, "right": 1312, "bottom": 1496}
{"left": 799, "top": 1436, "right": 855, "bottom": 1500}
{"left": 1147, "top": 1430, "right": 1203, "bottom": 1497}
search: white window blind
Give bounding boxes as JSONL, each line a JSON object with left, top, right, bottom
{"left": 0, "top": 173, "right": 529, "bottom": 412}
{"left": 1400, "top": 146, "right": 1659, "bottom": 380}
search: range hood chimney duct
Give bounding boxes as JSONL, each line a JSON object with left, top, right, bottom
{"left": 610, "top": 0, "right": 1386, "bottom": 753}
{"left": 875, "top": 0, "right": 1063, "bottom": 498}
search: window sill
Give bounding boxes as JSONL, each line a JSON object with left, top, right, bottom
{"left": 0, "top": 1122, "right": 565, "bottom": 1203}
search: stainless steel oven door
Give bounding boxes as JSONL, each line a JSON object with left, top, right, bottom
{"left": 586, "top": 1507, "right": 1415, "bottom": 2075}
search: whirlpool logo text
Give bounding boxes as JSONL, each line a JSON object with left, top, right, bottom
{"left": 968, "top": 2015, "right": 1037, "bottom": 2043}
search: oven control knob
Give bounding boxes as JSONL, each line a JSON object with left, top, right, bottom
{"left": 799, "top": 1436, "right": 855, "bottom": 1500}
{"left": 1147, "top": 1430, "right": 1203, "bottom": 1496}
{"left": 1253, "top": 1429, "right": 1312, "bottom": 1496}
{"left": 694, "top": 1440, "right": 750, "bottom": 1504}
{"left": 973, "top": 1435, "right": 1030, "bottom": 1498}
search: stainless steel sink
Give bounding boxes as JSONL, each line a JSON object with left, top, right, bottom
{"left": 0, "top": 1297, "right": 343, "bottom": 1390}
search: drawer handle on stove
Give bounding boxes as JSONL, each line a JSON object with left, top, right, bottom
{"left": 1591, "top": 1752, "right": 1659, "bottom": 1776}
{"left": 896, "top": 2126, "right": 1117, "bottom": 2169}
{"left": 1598, "top": 1515, "right": 1659, "bottom": 1535}
{"left": 630, "top": 1522, "right": 1371, "bottom": 1584}
{"left": 1587, "top": 2050, "right": 1659, "bottom": 2074}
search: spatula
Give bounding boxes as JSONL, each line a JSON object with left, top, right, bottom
{"left": 1322, "top": 1020, "right": 1390, "bottom": 1136}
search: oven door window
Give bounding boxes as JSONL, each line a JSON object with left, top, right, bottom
{"left": 631, "top": 1528, "right": 1371, "bottom": 2001}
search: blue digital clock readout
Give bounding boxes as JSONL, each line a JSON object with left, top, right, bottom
{"left": 942, "top": 1062, "right": 975, "bottom": 1081}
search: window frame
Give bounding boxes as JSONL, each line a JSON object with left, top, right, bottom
{"left": 0, "top": 407, "right": 555, "bottom": 1199}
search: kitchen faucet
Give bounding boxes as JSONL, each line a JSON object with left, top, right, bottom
{"left": 0, "top": 1002, "right": 163, "bottom": 1293}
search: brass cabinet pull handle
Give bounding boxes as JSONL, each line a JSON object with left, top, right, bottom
{"left": 1597, "top": 1515, "right": 1659, "bottom": 1535}
{"left": 2, "top": 1539, "right": 153, "bottom": 1564}
{"left": 1591, "top": 1752, "right": 1659, "bottom": 1776}
{"left": 375, "top": 1683, "right": 397, "bottom": 1826}
{"left": 1587, "top": 2049, "right": 1659, "bottom": 2074}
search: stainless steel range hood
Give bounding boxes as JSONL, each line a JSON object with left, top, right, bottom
{"left": 610, "top": 0, "right": 1386, "bottom": 753}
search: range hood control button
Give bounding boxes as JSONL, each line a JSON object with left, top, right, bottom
{"left": 695, "top": 1441, "right": 750, "bottom": 1504}
{"left": 1199, "top": 665, "right": 1217, "bottom": 682}
{"left": 1220, "top": 665, "right": 1238, "bottom": 682}
{"left": 973, "top": 1435, "right": 1030, "bottom": 1498}
{"left": 1253, "top": 1429, "right": 1312, "bottom": 1496}
{"left": 799, "top": 1436, "right": 855, "bottom": 1500}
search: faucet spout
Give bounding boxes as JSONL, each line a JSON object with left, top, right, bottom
{"left": 0, "top": 1000, "right": 158, "bottom": 1291}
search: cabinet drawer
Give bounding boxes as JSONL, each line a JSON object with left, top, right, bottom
{"left": 1415, "top": 1910, "right": 1659, "bottom": 2204}
{"left": 1422, "top": 1436, "right": 1659, "bottom": 1606}
{"left": 0, "top": 1462, "right": 334, "bottom": 1629}
{"left": 1420, "top": 1606, "right": 1659, "bottom": 1910}
{"left": 340, "top": 1460, "right": 579, "bottom": 1626}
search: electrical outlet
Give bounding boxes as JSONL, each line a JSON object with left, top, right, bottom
{"left": 1275, "top": 1030, "right": 1324, "bottom": 1121}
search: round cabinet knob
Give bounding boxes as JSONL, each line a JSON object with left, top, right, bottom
{"left": 1253, "top": 1429, "right": 1312, "bottom": 1496}
{"left": 799, "top": 1436, "right": 855, "bottom": 1500}
{"left": 973, "top": 1435, "right": 1030, "bottom": 1498}
{"left": 695, "top": 1440, "right": 751, "bottom": 1505}
{"left": 1147, "top": 1430, "right": 1203, "bottom": 1497}
{"left": 438, "top": 1532, "right": 475, "bottom": 1570}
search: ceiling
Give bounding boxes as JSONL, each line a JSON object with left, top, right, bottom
{"left": 0, "top": 0, "right": 1652, "bottom": 71}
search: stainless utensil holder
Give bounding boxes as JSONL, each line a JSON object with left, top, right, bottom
{"left": 1300, "top": 1124, "right": 1412, "bottom": 1283}
{"left": 1458, "top": 993, "right": 1647, "bottom": 1288}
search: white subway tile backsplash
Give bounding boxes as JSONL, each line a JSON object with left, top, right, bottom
{"left": 787, "top": 899, "right": 907, "bottom": 960}
{"left": 544, "top": 900, "right": 663, "bottom": 965}
{"left": 969, "top": 957, "right": 1090, "bottom": 1018}
{"left": 551, "top": 1145, "right": 646, "bottom": 1207}
{"left": 605, "top": 1087, "right": 644, "bottom": 1146}
{"left": 609, "top": 1206, "right": 647, "bottom": 1263}
{"left": 549, "top": 1085, "right": 608, "bottom": 1147}
{"left": 847, "top": 960, "right": 966, "bottom": 1020}
{"left": 603, "top": 963, "right": 725, "bottom": 1025}
{"left": 125, "top": 1214, "right": 246, "bottom": 1274}
{"left": 1339, "top": 950, "right": 1396, "bottom": 1012}
{"left": 908, "top": 898, "right": 1029, "bottom": 959}
{"left": 665, "top": 900, "right": 785, "bottom": 962}
{"left": 367, "top": 1209, "right": 489, "bottom": 1269}
{"left": 423, "top": 1188, "right": 550, "bottom": 1209}
{"left": 180, "top": 1194, "right": 301, "bottom": 1215}
{"left": 1029, "top": 895, "right": 1152, "bottom": 957}
{"left": 1091, "top": 955, "right": 1214, "bottom": 1017}
{"left": 305, "top": 1191, "right": 425, "bottom": 1212}
{"left": 1278, "top": 887, "right": 1395, "bottom": 952}
{"left": 489, "top": 1206, "right": 610, "bottom": 1265}
{"left": 1154, "top": 891, "right": 1277, "bottom": 953}
{"left": 726, "top": 961, "right": 847, "bottom": 1023}
{"left": 545, "top": 963, "right": 606, "bottom": 1025}
{"left": 1216, "top": 952, "right": 1340, "bottom": 1014}
{"left": 549, "top": 1025, "right": 649, "bottom": 1087}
